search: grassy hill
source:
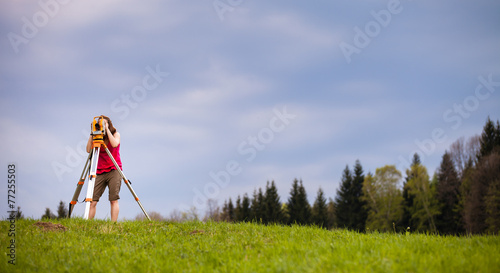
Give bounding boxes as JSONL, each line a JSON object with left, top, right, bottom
{"left": 1, "top": 218, "right": 499, "bottom": 272}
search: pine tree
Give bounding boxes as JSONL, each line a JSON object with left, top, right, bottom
{"left": 485, "top": 174, "right": 500, "bottom": 233}
{"left": 459, "top": 159, "right": 474, "bottom": 232}
{"left": 401, "top": 154, "right": 420, "bottom": 231}
{"left": 464, "top": 118, "right": 500, "bottom": 233}
{"left": 465, "top": 152, "right": 500, "bottom": 233}
{"left": 221, "top": 199, "right": 235, "bottom": 222}
{"left": 312, "top": 188, "right": 328, "bottom": 228}
{"left": 485, "top": 170, "right": 500, "bottom": 234}
{"left": 478, "top": 117, "right": 498, "bottom": 160}
{"left": 250, "top": 190, "right": 258, "bottom": 221}
{"left": 228, "top": 198, "right": 235, "bottom": 222}
{"left": 264, "top": 181, "right": 284, "bottom": 224}
{"left": 287, "top": 178, "right": 311, "bottom": 225}
{"left": 221, "top": 200, "right": 229, "bottom": 221}
{"left": 57, "top": 200, "right": 68, "bottom": 219}
{"left": 436, "top": 152, "right": 463, "bottom": 234}
{"left": 496, "top": 120, "right": 500, "bottom": 147}
{"left": 257, "top": 188, "right": 265, "bottom": 222}
{"left": 334, "top": 165, "right": 353, "bottom": 229}
{"left": 251, "top": 188, "right": 265, "bottom": 223}
{"left": 241, "top": 194, "right": 251, "bottom": 222}
{"left": 15, "top": 206, "right": 23, "bottom": 219}
{"left": 42, "top": 208, "right": 56, "bottom": 220}
{"left": 234, "top": 195, "right": 242, "bottom": 222}
{"left": 287, "top": 178, "right": 300, "bottom": 224}
{"left": 297, "top": 180, "right": 311, "bottom": 224}
{"left": 352, "top": 160, "right": 367, "bottom": 231}
{"left": 326, "top": 198, "right": 336, "bottom": 229}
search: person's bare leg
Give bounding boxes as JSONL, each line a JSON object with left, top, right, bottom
{"left": 89, "top": 201, "right": 98, "bottom": 219}
{"left": 110, "top": 200, "right": 119, "bottom": 222}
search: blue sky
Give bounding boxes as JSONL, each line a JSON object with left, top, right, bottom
{"left": 1, "top": 0, "right": 499, "bottom": 220}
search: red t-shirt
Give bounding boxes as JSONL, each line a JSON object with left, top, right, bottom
{"left": 97, "top": 143, "right": 122, "bottom": 174}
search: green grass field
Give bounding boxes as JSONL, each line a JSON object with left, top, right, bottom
{"left": 1, "top": 218, "right": 499, "bottom": 272}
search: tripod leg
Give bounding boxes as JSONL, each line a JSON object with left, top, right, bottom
{"left": 68, "top": 152, "right": 92, "bottom": 218}
{"left": 83, "top": 146, "right": 100, "bottom": 219}
{"left": 104, "top": 146, "right": 151, "bottom": 221}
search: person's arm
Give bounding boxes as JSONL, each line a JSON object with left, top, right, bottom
{"left": 104, "top": 120, "right": 121, "bottom": 147}
{"left": 107, "top": 131, "right": 121, "bottom": 148}
{"left": 86, "top": 135, "right": 93, "bottom": 153}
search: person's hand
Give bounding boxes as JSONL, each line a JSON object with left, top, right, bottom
{"left": 103, "top": 119, "right": 109, "bottom": 131}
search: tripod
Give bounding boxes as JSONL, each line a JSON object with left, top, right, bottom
{"left": 68, "top": 116, "right": 151, "bottom": 221}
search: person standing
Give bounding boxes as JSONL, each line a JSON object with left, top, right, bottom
{"left": 86, "top": 115, "right": 122, "bottom": 221}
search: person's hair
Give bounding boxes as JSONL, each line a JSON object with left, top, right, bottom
{"left": 101, "top": 115, "right": 117, "bottom": 141}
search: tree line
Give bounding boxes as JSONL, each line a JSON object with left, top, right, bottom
{"left": 41, "top": 201, "right": 68, "bottom": 220}
{"left": 211, "top": 117, "right": 500, "bottom": 234}
{"left": 10, "top": 201, "right": 67, "bottom": 220}
{"left": 205, "top": 179, "right": 335, "bottom": 228}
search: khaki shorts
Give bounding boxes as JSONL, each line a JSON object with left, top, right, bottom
{"left": 93, "top": 169, "right": 122, "bottom": 202}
